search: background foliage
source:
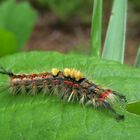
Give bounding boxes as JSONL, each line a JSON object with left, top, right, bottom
{"left": 0, "top": 0, "right": 37, "bottom": 56}
{"left": 22, "top": 0, "right": 92, "bottom": 21}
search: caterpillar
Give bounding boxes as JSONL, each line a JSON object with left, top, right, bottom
{"left": 0, "top": 66, "right": 126, "bottom": 120}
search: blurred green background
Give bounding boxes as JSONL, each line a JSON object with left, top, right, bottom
{"left": 0, "top": 0, "right": 139, "bottom": 65}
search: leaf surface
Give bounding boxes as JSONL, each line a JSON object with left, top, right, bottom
{"left": 102, "top": 0, "right": 127, "bottom": 63}
{"left": 0, "top": 52, "right": 140, "bottom": 140}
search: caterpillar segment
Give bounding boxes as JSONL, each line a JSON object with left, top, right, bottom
{"left": 0, "top": 66, "right": 126, "bottom": 120}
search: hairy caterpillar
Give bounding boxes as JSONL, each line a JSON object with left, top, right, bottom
{"left": 0, "top": 66, "right": 126, "bottom": 120}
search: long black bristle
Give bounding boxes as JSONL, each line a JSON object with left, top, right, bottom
{"left": 0, "top": 66, "right": 14, "bottom": 77}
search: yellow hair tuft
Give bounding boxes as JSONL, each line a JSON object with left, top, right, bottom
{"left": 51, "top": 68, "right": 60, "bottom": 76}
{"left": 64, "top": 68, "right": 83, "bottom": 81}
{"left": 69, "top": 69, "right": 76, "bottom": 79}
{"left": 64, "top": 68, "right": 71, "bottom": 77}
{"left": 75, "top": 71, "right": 83, "bottom": 81}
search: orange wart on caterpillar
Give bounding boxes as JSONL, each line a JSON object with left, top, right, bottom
{"left": 0, "top": 66, "right": 126, "bottom": 120}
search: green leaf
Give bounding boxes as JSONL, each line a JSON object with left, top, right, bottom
{"left": 102, "top": 0, "right": 127, "bottom": 64}
{"left": 127, "top": 101, "right": 140, "bottom": 116}
{"left": 0, "top": 52, "right": 140, "bottom": 139}
{"left": 91, "top": 0, "right": 102, "bottom": 57}
{"left": 134, "top": 46, "right": 140, "bottom": 68}
{"left": 0, "top": 0, "right": 37, "bottom": 48}
{"left": 0, "top": 28, "right": 17, "bottom": 56}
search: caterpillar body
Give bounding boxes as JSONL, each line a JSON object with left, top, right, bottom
{"left": 0, "top": 66, "right": 126, "bottom": 120}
